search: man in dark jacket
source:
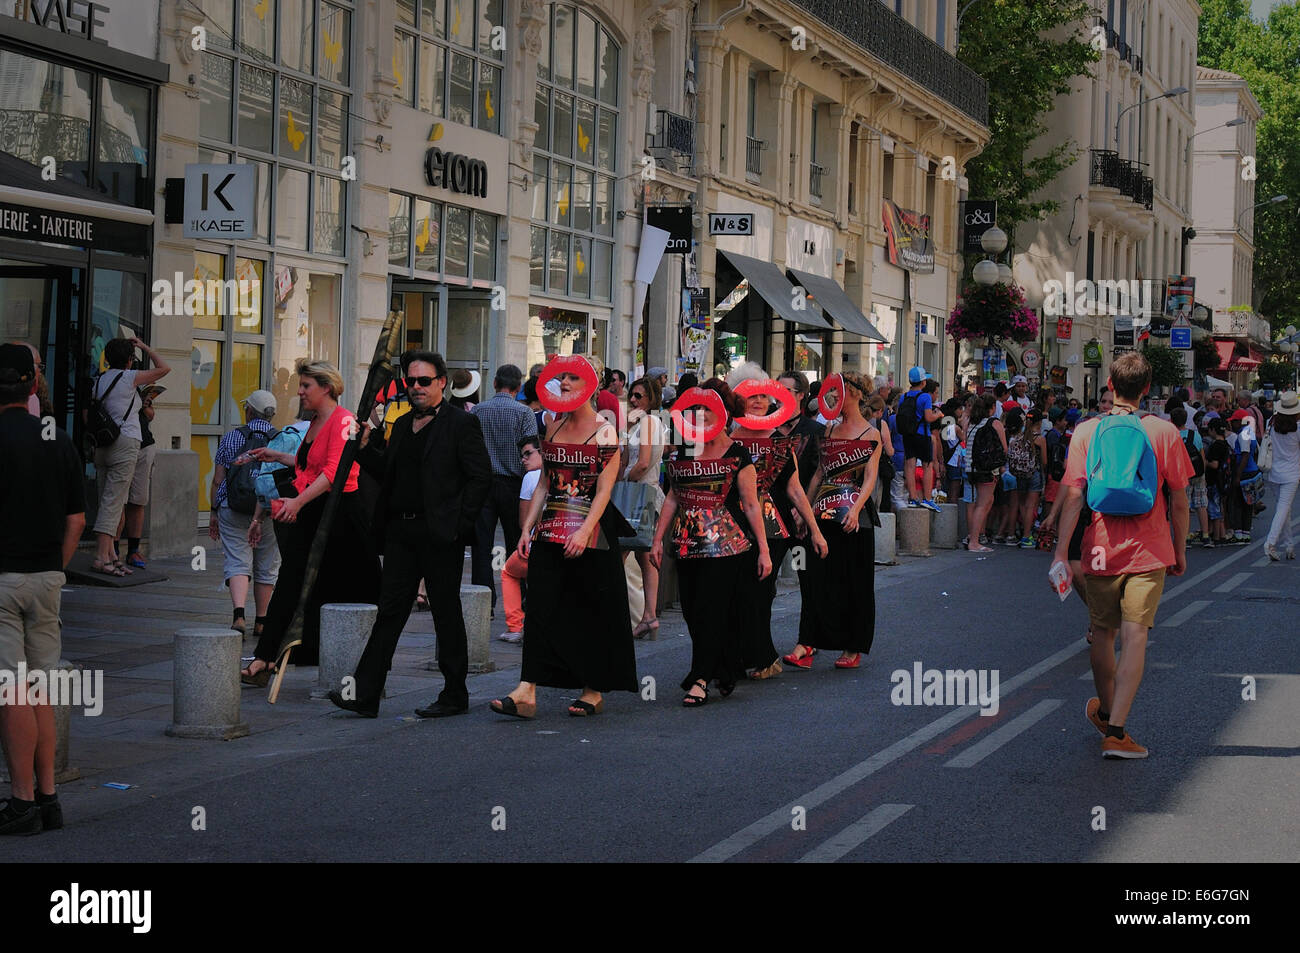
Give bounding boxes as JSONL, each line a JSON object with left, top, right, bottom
{"left": 330, "top": 350, "right": 491, "bottom": 718}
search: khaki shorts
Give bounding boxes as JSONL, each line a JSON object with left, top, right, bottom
{"left": 1085, "top": 569, "right": 1167, "bottom": 631}
{"left": 93, "top": 436, "right": 140, "bottom": 535}
{"left": 0, "top": 571, "right": 65, "bottom": 674}
{"left": 128, "top": 442, "right": 157, "bottom": 506}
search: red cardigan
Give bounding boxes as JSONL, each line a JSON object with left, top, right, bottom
{"left": 293, "top": 407, "right": 361, "bottom": 495}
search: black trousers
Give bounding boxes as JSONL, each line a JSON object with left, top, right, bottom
{"left": 470, "top": 474, "right": 523, "bottom": 608}
{"left": 353, "top": 518, "right": 469, "bottom": 706}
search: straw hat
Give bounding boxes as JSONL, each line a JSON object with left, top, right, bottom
{"left": 450, "top": 369, "right": 481, "bottom": 399}
{"left": 1274, "top": 391, "right": 1300, "bottom": 416}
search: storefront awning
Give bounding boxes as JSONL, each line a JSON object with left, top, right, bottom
{"left": 716, "top": 250, "right": 832, "bottom": 331}
{"left": 1214, "top": 339, "right": 1261, "bottom": 371}
{"left": 785, "top": 267, "right": 888, "bottom": 342}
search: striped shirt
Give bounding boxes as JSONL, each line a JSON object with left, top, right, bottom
{"left": 213, "top": 418, "right": 275, "bottom": 508}
{"left": 471, "top": 392, "right": 538, "bottom": 477}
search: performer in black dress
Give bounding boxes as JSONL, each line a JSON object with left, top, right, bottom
{"left": 490, "top": 355, "right": 637, "bottom": 718}
{"left": 783, "top": 371, "right": 881, "bottom": 670}
{"left": 650, "top": 379, "right": 771, "bottom": 706}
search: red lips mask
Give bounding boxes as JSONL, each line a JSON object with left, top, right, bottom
{"left": 734, "top": 379, "right": 798, "bottom": 430}
{"left": 537, "top": 355, "right": 598, "bottom": 413}
{"left": 818, "top": 373, "right": 846, "bottom": 420}
{"left": 670, "top": 387, "right": 728, "bottom": 444}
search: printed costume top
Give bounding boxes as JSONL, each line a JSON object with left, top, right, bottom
{"left": 732, "top": 434, "right": 794, "bottom": 540}
{"left": 667, "top": 442, "right": 754, "bottom": 559}
{"left": 812, "top": 431, "right": 880, "bottom": 523}
{"left": 535, "top": 440, "right": 618, "bottom": 548}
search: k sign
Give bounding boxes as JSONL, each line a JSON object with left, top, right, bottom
{"left": 183, "top": 164, "right": 254, "bottom": 239}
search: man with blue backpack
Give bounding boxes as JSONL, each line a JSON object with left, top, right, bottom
{"left": 1053, "top": 353, "right": 1194, "bottom": 760}
{"left": 897, "top": 366, "right": 943, "bottom": 512}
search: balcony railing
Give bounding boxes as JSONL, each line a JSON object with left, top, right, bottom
{"left": 788, "top": 0, "right": 988, "bottom": 126}
{"left": 809, "top": 162, "right": 826, "bottom": 199}
{"left": 1212, "top": 310, "right": 1273, "bottom": 346}
{"left": 1089, "top": 149, "right": 1153, "bottom": 209}
{"left": 1133, "top": 54, "right": 1143, "bottom": 74}
{"left": 746, "top": 136, "right": 764, "bottom": 176}
{"left": 649, "top": 109, "right": 695, "bottom": 176}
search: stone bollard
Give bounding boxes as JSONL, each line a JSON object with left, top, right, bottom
{"left": 875, "top": 511, "right": 897, "bottom": 565}
{"left": 167, "top": 629, "right": 249, "bottom": 740}
{"left": 930, "top": 503, "right": 960, "bottom": 550}
{"left": 462, "top": 584, "right": 494, "bottom": 674}
{"left": 54, "top": 659, "right": 81, "bottom": 783}
{"left": 312, "top": 604, "right": 378, "bottom": 699}
{"left": 897, "top": 507, "right": 932, "bottom": 557}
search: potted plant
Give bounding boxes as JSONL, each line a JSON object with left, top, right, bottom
{"left": 947, "top": 282, "right": 1039, "bottom": 346}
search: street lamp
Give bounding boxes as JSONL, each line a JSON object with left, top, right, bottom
{"left": 1116, "top": 87, "right": 1187, "bottom": 151}
{"left": 1184, "top": 117, "right": 1246, "bottom": 163}
{"left": 972, "top": 259, "right": 999, "bottom": 286}
{"left": 1237, "top": 194, "right": 1290, "bottom": 230}
{"left": 972, "top": 225, "right": 1007, "bottom": 286}
{"left": 981, "top": 226, "right": 1008, "bottom": 256}
{"left": 996, "top": 263, "right": 1014, "bottom": 285}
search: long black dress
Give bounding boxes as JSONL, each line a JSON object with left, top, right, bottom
{"left": 667, "top": 442, "right": 756, "bottom": 690}
{"left": 732, "top": 433, "right": 795, "bottom": 671}
{"left": 800, "top": 426, "right": 879, "bottom": 655}
{"left": 520, "top": 439, "right": 638, "bottom": 692}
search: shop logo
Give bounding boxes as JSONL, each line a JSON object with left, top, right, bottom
{"left": 424, "top": 147, "right": 488, "bottom": 199}
{"left": 19, "top": 0, "right": 108, "bottom": 41}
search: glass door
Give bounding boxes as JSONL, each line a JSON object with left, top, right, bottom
{"left": 391, "top": 284, "right": 441, "bottom": 354}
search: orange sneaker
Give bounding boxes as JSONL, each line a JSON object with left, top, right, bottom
{"left": 1101, "top": 731, "right": 1148, "bottom": 759}
{"left": 1085, "top": 697, "right": 1108, "bottom": 736}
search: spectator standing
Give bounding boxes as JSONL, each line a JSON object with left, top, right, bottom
{"left": 1203, "top": 417, "right": 1232, "bottom": 544}
{"left": 88, "top": 337, "right": 169, "bottom": 577}
{"left": 470, "top": 365, "right": 538, "bottom": 614}
{"left": 0, "top": 344, "right": 85, "bottom": 834}
{"left": 498, "top": 435, "right": 544, "bottom": 642}
{"left": 210, "top": 390, "right": 282, "bottom": 638}
{"left": 1054, "top": 352, "right": 1192, "bottom": 759}
{"left": 1171, "top": 405, "right": 1210, "bottom": 546}
{"left": 120, "top": 384, "right": 159, "bottom": 568}
{"left": 896, "top": 367, "right": 941, "bottom": 511}
{"left": 1226, "top": 409, "right": 1261, "bottom": 543}
{"left": 964, "top": 393, "right": 1006, "bottom": 552}
{"left": 1011, "top": 375, "right": 1032, "bottom": 411}
{"left": 624, "top": 375, "right": 666, "bottom": 639}
{"left": 1263, "top": 391, "right": 1300, "bottom": 560}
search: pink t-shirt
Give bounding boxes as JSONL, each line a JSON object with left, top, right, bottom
{"left": 1063, "top": 413, "right": 1194, "bottom": 576}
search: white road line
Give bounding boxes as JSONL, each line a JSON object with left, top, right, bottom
{"left": 1162, "top": 514, "right": 1300, "bottom": 602}
{"left": 943, "top": 700, "right": 1063, "bottom": 768}
{"left": 1213, "top": 572, "right": 1253, "bottom": 593}
{"left": 795, "top": 804, "right": 915, "bottom": 863}
{"left": 1252, "top": 557, "right": 1271, "bottom": 568}
{"left": 1158, "top": 599, "right": 1211, "bottom": 628}
{"left": 688, "top": 640, "right": 1086, "bottom": 863}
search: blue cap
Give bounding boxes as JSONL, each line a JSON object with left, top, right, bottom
{"left": 908, "top": 366, "right": 927, "bottom": 385}
{"left": 1065, "top": 408, "right": 1082, "bottom": 424}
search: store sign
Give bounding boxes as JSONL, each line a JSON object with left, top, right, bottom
{"left": 184, "top": 164, "right": 254, "bottom": 238}
{"left": 960, "top": 200, "right": 997, "bottom": 254}
{"left": 0, "top": 201, "right": 147, "bottom": 255}
{"left": 1056, "top": 316, "right": 1073, "bottom": 341}
{"left": 423, "top": 147, "right": 488, "bottom": 198}
{"left": 882, "top": 200, "right": 934, "bottom": 274}
{"left": 708, "top": 213, "right": 752, "bottom": 236}
{"left": 1084, "top": 339, "right": 1104, "bottom": 367}
{"left": 17, "top": 0, "right": 109, "bottom": 41}
{"left": 1113, "top": 315, "right": 1134, "bottom": 347}
{"left": 647, "top": 206, "right": 692, "bottom": 253}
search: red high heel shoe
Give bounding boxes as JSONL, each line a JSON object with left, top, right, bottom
{"left": 833, "top": 653, "right": 861, "bottom": 669}
{"left": 782, "top": 645, "right": 816, "bottom": 669}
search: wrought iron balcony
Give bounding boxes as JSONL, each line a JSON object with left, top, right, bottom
{"left": 1140, "top": 175, "right": 1154, "bottom": 210}
{"left": 1133, "top": 54, "right": 1143, "bottom": 75}
{"left": 652, "top": 109, "right": 695, "bottom": 160}
{"left": 809, "top": 162, "right": 826, "bottom": 199}
{"left": 787, "top": 0, "right": 988, "bottom": 126}
{"left": 746, "top": 136, "right": 764, "bottom": 176}
{"left": 1090, "top": 148, "right": 1120, "bottom": 187}
{"left": 1089, "top": 149, "right": 1151, "bottom": 210}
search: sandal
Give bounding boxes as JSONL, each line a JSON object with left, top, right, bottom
{"left": 125, "top": 552, "right": 147, "bottom": 569}
{"left": 632, "top": 619, "right": 660, "bottom": 640}
{"left": 90, "top": 559, "right": 128, "bottom": 578}
{"left": 682, "top": 680, "right": 708, "bottom": 707}
{"left": 966, "top": 545, "right": 994, "bottom": 553}
{"left": 781, "top": 644, "right": 816, "bottom": 669}
{"left": 716, "top": 680, "right": 736, "bottom": 698}
{"left": 240, "top": 658, "right": 276, "bottom": 688}
{"left": 111, "top": 558, "right": 134, "bottom": 575}
{"left": 749, "top": 660, "right": 783, "bottom": 680}
{"left": 567, "top": 698, "right": 603, "bottom": 717}
{"left": 490, "top": 696, "right": 536, "bottom": 719}
{"left": 834, "top": 653, "right": 861, "bottom": 669}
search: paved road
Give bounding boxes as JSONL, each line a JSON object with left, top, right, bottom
{"left": 3, "top": 524, "right": 1296, "bottom": 863}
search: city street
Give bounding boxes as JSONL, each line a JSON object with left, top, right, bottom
{"left": 4, "top": 525, "right": 1295, "bottom": 864}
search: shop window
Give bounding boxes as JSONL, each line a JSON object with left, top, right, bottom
{"left": 534, "top": 87, "right": 551, "bottom": 151}
{"left": 317, "top": 91, "right": 347, "bottom": 170}
{"left": 571, "top": 236, "right": 591, "bottom": 298}
{"left": 472, "top": 212, "right": 496, "bottom": 284}
{"left": 278, "top": 77, "right": 314, "bottom": 161}
{"left": 199, "top": 55, "right": 234, "bottom": 142}
{"left": 413, "top": 198, "right": 442, "bottom": 272}
{"left": 315, "top": 176, "right": 345, "bottom": 255}
{"left": 276, "top": 167, "right": 311, "bottom": 249}
{"left": 271, "top": 269, "right": 341, "bottom": 429}
{"left": 191, "top": 339, "right": 223, "bottom": 429}
{"left": 235, "top": 258, "right": 265, "bottom": 333}
{"left": 240, "top": 0, "right": 278, "bottom": 57}
{"left": 591, "top": 242, "right": 612, "bottom": 301}
{"left": 419, "top": 41, "right": 445, "bottom": 115}
{"left": 239, "top": 64, "right": 274, "bottom": 152}
{"left": 576, "top": 16, "right": 597, "bottom": 98}
{"left": 396, "top": 0, "right": 417, "bottom": 27}
{"left": 448, "top": 51, "right": 474, "bottom": 125}
{"left": 400, "top": 0, "right": 505, "bottom": 127}
{"left": 249, "top": 159, "right": 273, "bottom": 243}
{"left": 477, "top": 62, "right": 501, "bottom": 134}
{"left": 531, "top": 157, "right": 549, "bottom": 220}
{"left": 389, "top": 193, "right": 411, "bottom": 267}
{"left": 444, "top": 205, "right": 470, "bottom": 278}
{"left": 596, "top": 111, "right": 616, "bottom": 172}
{"left": 553, "top": 4, "right": 574, "bottom": 89}
{"left": 448, "top": 0, "right": 474, "bottom": 46}
{"left": 319, "top": 4, "right": 351, "bottom": 85}
{"left": 446, "top": 298, "right": 488, "bottom": 368}
{"left": 529, "top": 305, "right": 589, "bottom": 368}
{"left": 206, "top": 0, "right": 235, "bottom": 48}
{"left": 530, "top": 227, "right": 547, "bottom": 291}
{"left": 0, "top": 51, "right": 92, "bottom": 189}
{"left": 597, "top": 30, "right": 617, "bottom": 104}
{"left": 394, "top": 31, "right": 415, "bottom": 104}
{"left": 192, "top": 252, "right": 225, "bottom": 331}
{"left": 549, "top": 233, "right": 569, "bottom": 294}
{"left": 97, "top": 79, "right": 151, "bottom": 206}
{"left": 281, "top": 0, "right": 315, "bottom": 73}
{"left": 551, "top": 162, "right": 572, "bottom": 226}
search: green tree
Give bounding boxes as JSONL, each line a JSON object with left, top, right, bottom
{"left": 958, "top": 0, "right": 1099, "bottom": 233}
{"left": 1197, "top": 0, "right": 1300, "bottom": 331}
{"left": 1143, "top": 345, "right": 1190, "bottom": 390}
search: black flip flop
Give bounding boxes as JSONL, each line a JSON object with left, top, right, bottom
{"left": 491, "top": 696, "right": 535, "bottom": 719}
{"left": 567, "top": 698, "right": 603, "bottom": 717}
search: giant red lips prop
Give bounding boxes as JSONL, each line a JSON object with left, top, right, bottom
{"left": 670, "top": 387, "right": 728, "bottom": 444}
{"left": 537, "top": 355, "right": 598, "bottom": 413}
{"left": 817, "top": 373, "right": 846, "bottom": 420}
{"left": 734, "top": 379, "right": 798, "bottom": 430}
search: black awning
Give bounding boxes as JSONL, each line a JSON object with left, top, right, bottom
{"left": 786, "top": 267, "right": 888, "bottom": 342}
{"left": 717, "top": 249, "right": 833, "bottom": 330}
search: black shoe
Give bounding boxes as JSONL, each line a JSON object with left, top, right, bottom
{"left": 38, "top": 796, "right": 62, "bottom": 831}
{"left": 326, "top": 690, "right": 379, "bottom": 718}
{"left": 0, "top": 800, "right": 42, "bottom": 836}
{"left": 414, "top": 700, "right": 468, "bottom": 719}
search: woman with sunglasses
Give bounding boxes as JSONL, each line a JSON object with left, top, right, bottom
{"left": 727, "top": 363, "right": 828, "bottom": 680}
{"left": 491, "top": 355, "right": 637, "bottom": 718}
{"left": 783, "top": 372, "right": 881, "bottom": 671}
{"left": 624, "top": 375, "right": 666, "bottom": 638}
{"left": 650, "top": 379, "right": 772, "bottom": 706}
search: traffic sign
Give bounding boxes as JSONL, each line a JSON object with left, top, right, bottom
{"left": 708, "top": 213, "right": 753, "bottom": 236}
{"left": 183, "top": 164, "right": 254, "bottom": 239}
{"left": 1171, "top": 326, "right": 1192, "bottom": 349}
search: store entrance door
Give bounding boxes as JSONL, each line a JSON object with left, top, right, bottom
{"left": 391, "top": 282, "right": 443, "bottom": 355}
{"left": 0, "top": 259, "right": 83, "bottom": 436}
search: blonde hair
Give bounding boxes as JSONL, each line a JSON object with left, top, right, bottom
{"left": 725, "top": 361, "right": 768, "bottom": 390}
{"left": 295, "top": 359, "right": 344, "bottom": 399}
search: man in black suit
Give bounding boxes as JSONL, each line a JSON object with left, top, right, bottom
{"left": 329, "top": 350, "right": 491, "bottom": 718}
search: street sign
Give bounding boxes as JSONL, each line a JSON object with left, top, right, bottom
{"left": 708, "top": 213, "right": 753, "bottom": 236}
{"left": 183, "top": 164, "right": 254, "bottom": 239}
{"left": 1021, "top": 346, "right": 1041, "bottom": 370}
{"left": 1114, "top": 315, "right": 1134, "bottom": 347}
{"left": 1171, "top": 326, "right": 1192, "bottom": 349}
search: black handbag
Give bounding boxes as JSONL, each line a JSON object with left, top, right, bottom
{"left": 87, "top": 372, "right": 134, "bottom": 448}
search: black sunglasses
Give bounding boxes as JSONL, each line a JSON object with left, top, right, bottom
{"left": 405, "top": 375, "right": 438, "bottom": 388}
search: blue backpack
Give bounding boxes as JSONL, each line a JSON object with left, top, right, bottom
{"left": 1085, "top": 414, "right": 1158, "bottom": 515}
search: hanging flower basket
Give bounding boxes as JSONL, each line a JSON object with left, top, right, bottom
{"left": 947, "top": 282, "right": 1039, "bottom": 345}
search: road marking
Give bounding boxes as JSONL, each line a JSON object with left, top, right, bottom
{"left": 1252, "top": 557, "right": 1271, "bottom": 568}
{"left": 688, "top": 640, "right": 1086, "bottom": 863}
{"left": 944, "top": 700, "right": 1063, "bottom": 768}
{"left": 1213, "top": 572, "right": 1252, "bottom": 593}
{"left": 795, "top": 804, "right": 914, "bottom": 863}
{"left": 1158, "top": 599, "right": 1210, "bottom": 628}
{"left": 1162, "top": 514, "right": 1300, "bottom": 603}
